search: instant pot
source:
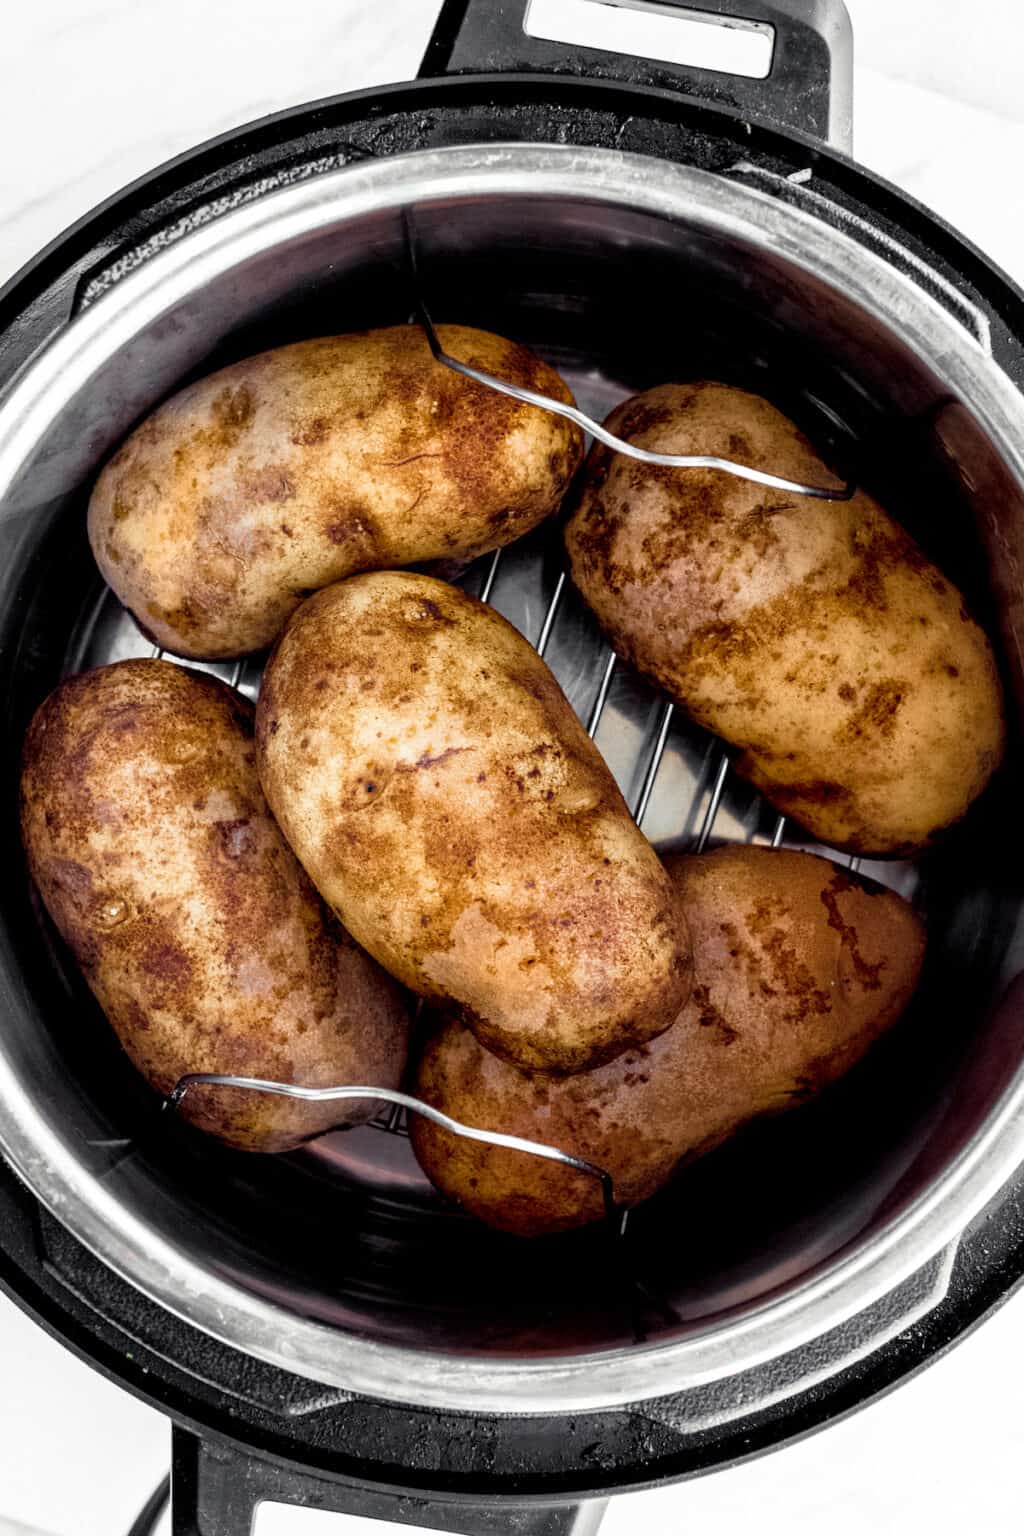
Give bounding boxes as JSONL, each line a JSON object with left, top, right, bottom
{"left": 3, "top": 2, "right": 1024, "bottom": 1532}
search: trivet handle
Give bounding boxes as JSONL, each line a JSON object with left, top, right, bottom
{"left": 171, "top": 1427, "right": 609, "bottom": 1535}
{"left": 420, "top": 0, "right": 853, "bottom": 149}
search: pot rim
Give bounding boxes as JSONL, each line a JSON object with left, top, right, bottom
{"left": 2, "top": 142, "right": 1023, "bottom": 1415}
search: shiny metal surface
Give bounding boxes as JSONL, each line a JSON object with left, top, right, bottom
{"left": 167, "top": 1078, "right": 619, "bottom": 1219}
{"left": 0, "top": 145, "right": 1023, "bottom": 1414}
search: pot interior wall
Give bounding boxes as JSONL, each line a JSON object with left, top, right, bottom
{"left": 2, "top": 182, "right": 1023, "bottom": 1362}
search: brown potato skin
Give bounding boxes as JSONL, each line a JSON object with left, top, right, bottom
{"left": 565, "top": 382, "right": 1005, "bottom": 856}
{"left": 89, "top": 325, "right": 584, "bottom": 660}
{"left": 411, "top": 845, "right": 926, "bottom": 1236}
{"left": 256, "top": 572, "right": 692, "bottom": 1074}
{"left": 20, "top": 660, "right": 409, "bottom": 1152}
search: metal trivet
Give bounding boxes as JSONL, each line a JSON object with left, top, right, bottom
{"left": 166, "top": 1076, "right": 622, "bottom": 1227}
{"left": 404, "top": 211, "right": 857, "bottom": 502}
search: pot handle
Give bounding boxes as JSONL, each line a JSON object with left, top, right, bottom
{"left": 633, "top": 1242, "right": 958, "bottom": 1436}
{"left": 419, "top": 0, "right": 853, "bottom": 149}
{"left": 170, "top": 1427, "right": 609, "bottom": 1535}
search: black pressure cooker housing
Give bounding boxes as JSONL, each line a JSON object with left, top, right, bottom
{"left": 3, "top": 2, "right": 1024, "bottom": 1531}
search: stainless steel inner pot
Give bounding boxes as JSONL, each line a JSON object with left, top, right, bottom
{"left": 2, "top": 143, "right": 1024, "bottom": 1416}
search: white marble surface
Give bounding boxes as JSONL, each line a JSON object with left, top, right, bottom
{"left": 3, "top": 2, "right": 1024, "bottom": 1533}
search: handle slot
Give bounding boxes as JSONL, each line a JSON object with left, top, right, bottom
{"left": 524, "top": 0, "right": 774, "bottom": 78}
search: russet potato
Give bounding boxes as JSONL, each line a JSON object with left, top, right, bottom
{"left": 410, "top": 845, "right": 925, "bottom": 1235}
{"left": 256, "top": 571, "right": 692, "bottom": 1074}
{"left": 90, "top": 325, "right": 583, "bottom": 659}
{"left": 565, "top": 382, "right": 1005, "bottom": 855}
{"left": 20, "top": 659, "right": 409, "bottom": 1152}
